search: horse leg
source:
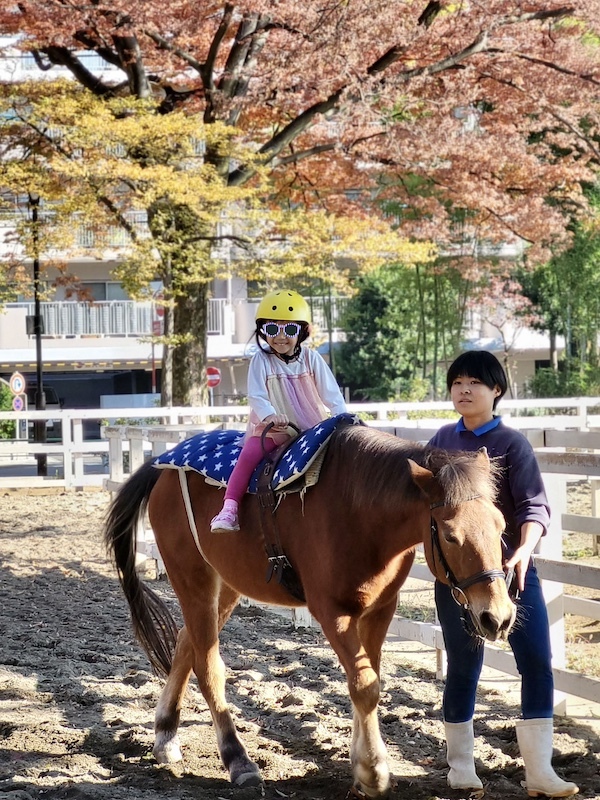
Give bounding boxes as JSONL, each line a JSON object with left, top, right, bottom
{"left": 154, "top": 624, "right": 193, "bottom": 764}
{"left": 358, "top": 598, "right": 400, "bottom": 679}
{"left": 320, "top": 611, "right": 390, "bottom": 799}
{"left": 154, "top": 584, "right": 260, "bottom": 786}
{"left": 185, "top": 581, "right": 263, "bottom": 788}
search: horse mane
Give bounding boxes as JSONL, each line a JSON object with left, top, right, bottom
{"left": 329, "top": 425, "right": 499, "bottom": 509}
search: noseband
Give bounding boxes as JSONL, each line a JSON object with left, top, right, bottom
{"left": 430, "top": 496, "right": 511, "bottom": 609}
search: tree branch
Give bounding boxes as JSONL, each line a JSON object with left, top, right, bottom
{"left": 228, "top": 89, "right": 342, "bottom": 185}
{"left": 417, "top": 1, "right": 442, "bottom": 29}
{"left": 201, "top": 3, "right": 234, "bottom": 95}
{"left": 112, "top": 34, "right": 152, "bottom": 98}
{"left": 144, "top": 29, "right": 204, "bottom": 74}
{"left": 72, "top": 32, "right": 122, "bottom": 69}
{"left": 36, "top": 46, "right": 117, "bottom": 95}
{"left": 270, "top": 143, "right": 337, "bottom": 168}
{"left": 219, "top": 13, "right": 270, "bottom": 104}
{"left": 488, "top": 48, "right": 600, "bottom": 88}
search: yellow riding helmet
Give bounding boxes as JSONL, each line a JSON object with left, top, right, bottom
{"left": 255, "top": 290, "right": 311, "bottom": 324}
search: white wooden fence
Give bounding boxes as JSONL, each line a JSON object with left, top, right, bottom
{"left": 100, "top": 418, "right": 600, "bottom": 714}
{"left": 2, "top": 395, "right": 600, "bottom": 490}
{"left": 1, "top": 399, "right": 599, "bottom": 711}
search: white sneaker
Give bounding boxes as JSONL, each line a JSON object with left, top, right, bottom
{"left": 210, "top": 507, "right": 240, "bottom": 533}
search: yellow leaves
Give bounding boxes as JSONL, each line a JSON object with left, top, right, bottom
{"left": 0, "top": 79, "right": 265, "bottom": 268}
{"left": 0, "top": 79, "right": 257, "bottom": 202}
{"left": 0, "top": 78, "right": 437, "bottom": 297}
{"left": 240, "top": 208, "right": 435, "bottom": 291}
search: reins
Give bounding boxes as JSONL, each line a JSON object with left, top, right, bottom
{"left": 429, "top": 495, "right": 512, "bottom": 609}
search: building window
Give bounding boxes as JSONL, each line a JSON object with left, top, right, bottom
{"left": 80, "top": 282, "right": 130, "bottom": 301}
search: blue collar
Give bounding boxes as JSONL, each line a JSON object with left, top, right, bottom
{"left": 456, "top": 416, "right": 502, "bottom": 436}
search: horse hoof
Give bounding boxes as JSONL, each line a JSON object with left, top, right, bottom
{"left": 153, "top": 734, "right": 183, "bottom": 764}
{"left": 346, "top": 780, "right": 393, "bottom": 799}
{"left": 232, "top": 765, "right": 263, "bottom": 788}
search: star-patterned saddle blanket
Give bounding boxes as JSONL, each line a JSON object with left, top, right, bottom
{"left": 153, "top": 413, "right": 361, "bottom": 494}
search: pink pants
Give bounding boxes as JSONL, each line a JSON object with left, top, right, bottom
{"left": 224, "top": 435, "right": 280, "bottom": 503}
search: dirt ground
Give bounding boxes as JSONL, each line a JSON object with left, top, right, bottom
{"left": 0, "top": 490, "right": 599, "bottom": 800}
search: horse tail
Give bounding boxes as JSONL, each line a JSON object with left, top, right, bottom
{"left": 104, "top": 460, "right": 178, "bottom": 677}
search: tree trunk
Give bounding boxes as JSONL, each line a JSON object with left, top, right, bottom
{"left": 148, "top": 202, "right": 213, "bottom": 408}
{"left": 550, "top": 330, "right": 558, "bottom": 370}
{"left": 171, "top": 282, "right": 209, "bottom": 407}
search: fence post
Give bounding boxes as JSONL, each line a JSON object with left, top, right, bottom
{"left": 61, "top": 411, "right": 74, "bottom": 488}
{"left": 107, "top": 427, "right": 124, "bottom": 491}
{"left": 72, "top": 416, "right": 85, "bottom": 487}
{"left": 126, "top": 427, "right": 146, "bottom": 473}
{"left": 591, "top": 480, "right": 600, "bottom": 557}
{"left": 538, "top": 472, "right": 567, "bottom": 716}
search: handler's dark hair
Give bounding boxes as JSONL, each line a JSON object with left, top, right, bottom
{"left": 446, "top": 350, "right": 507, "bottom": 410}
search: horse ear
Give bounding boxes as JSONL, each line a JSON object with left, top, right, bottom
{"left": 475, "top": 447, "right": 490, "bottom": 468}
{"left": 407, "top": 459, "right": 435, "bottom": 495}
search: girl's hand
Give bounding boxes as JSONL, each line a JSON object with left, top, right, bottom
{"left": 264, "top": 413, "right": 289, "bottom": 430}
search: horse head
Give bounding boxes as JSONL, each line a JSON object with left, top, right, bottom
{"left": 408, "top": 448, "right": 516, "bottom": 642}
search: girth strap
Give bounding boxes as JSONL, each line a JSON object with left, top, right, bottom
{"left": 178, "top": 468, "right": 210, "bottom": 563}
{"left": 256, "top": 432, "right": 306, "bottom": 602}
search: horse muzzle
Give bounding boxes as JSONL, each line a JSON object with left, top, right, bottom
{"left": 465, "top": 578, "right": 517, "bottom": 642}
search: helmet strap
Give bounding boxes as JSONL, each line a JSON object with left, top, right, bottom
{"left": 270, "top": 345, "right": 301, "bottom": 363}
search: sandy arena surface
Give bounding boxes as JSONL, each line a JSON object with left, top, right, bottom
{"left": 0, "top": 490, "right": 598, "bottom": 800}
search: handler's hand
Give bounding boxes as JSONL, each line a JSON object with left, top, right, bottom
{"left": 264, "top": 413, "right": 289, "bottom": 430}
{"left": 504, "top": 546, "right": 533, "bottom": 594}
{"left": 504, "top": 521, "right": 544, "bottom": 593}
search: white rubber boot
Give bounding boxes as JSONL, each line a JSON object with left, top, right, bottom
{"left": 515, "top": 718, "right": 579, "bottom": 798}
{"left": 445, "top": 720, "right": 483, "bottom": 790}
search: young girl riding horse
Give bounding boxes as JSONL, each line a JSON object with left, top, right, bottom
{"left": 210, "top": 289, "right": 347, "bottom": 533}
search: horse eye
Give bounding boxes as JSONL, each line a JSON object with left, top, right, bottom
{"left": 444, "top": 533, "right": 460, "bottom": 545}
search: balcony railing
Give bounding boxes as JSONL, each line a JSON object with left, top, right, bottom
{"left": 0, "top": 49, "right": 120, "bottom": 74}
{"left": 9, "top": 299, "right": 227, "bottom": 338}
{"left": 5, "top": 296, "right": 348, "bottom": 341}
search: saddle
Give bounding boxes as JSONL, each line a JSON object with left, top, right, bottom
{"left": 152, "top": 413, "right": 362, "bottom": 602}
{"left": 255, "top": 414, "right": 361, "bottom": 603}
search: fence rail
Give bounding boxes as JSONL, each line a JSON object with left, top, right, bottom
{"left": 97, "top": 414, "right": 600, "bottom": 714}
{"left": 1, "top": 401, "right": 599, "bottom": 711}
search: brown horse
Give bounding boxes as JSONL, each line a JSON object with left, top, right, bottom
{"left": 104, "top": 423, "right": 516, "bottom": 799}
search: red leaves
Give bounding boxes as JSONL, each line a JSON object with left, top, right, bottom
{"left": 2, "top": 1, "right": 600, "bottom": 251}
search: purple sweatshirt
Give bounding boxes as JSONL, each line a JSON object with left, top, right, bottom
{"left": 428, "top": 417, "right": 550, "bottom": 551}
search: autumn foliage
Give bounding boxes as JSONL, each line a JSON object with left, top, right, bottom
{"left": 1, "top": 1, "right": 599, "bottom": 402}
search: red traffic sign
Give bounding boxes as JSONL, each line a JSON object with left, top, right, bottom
{"left": 153, "top": 292, "right": 164, "bottom": 318}
{"left": 206, "top": 366, "right": 221, "bottom": 388}
{"left": 9, "top": 371, "right": 26, "bottom": 395}
{"left": 12, "top": 394, "right": 25, "bottom": 412}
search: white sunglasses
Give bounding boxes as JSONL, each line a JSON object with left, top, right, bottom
{"left": 260, "top": 322, "right": 302, "bottom": 337}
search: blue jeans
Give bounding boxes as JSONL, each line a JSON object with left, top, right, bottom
{"left": 434, "top": 563, "right": 554, "bottom": 723}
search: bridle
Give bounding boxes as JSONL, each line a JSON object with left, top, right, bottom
{"left": 430, "top": 495, "right": 513, "bottom": 609}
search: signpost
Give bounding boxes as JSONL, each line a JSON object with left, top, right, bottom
{"left": 9, "top": 371, "right": 26, "bottom": 396}
{"left": 207, "top": 366, "right": 221, "bottom": 406}
{"left": 206, "top": 366, "right": 221, "bottom": 388}
{"left": 8, "top": 372, "right": 27, "bottom": 439}
{"left": 151, "top": 292, "right": 164, "bottom": 393}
